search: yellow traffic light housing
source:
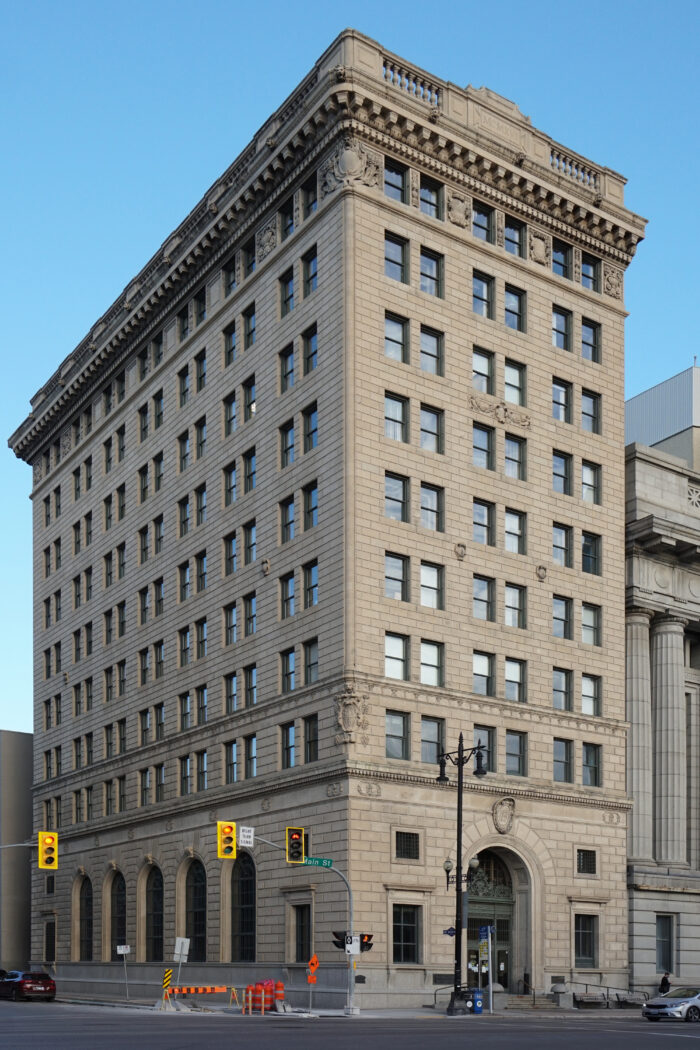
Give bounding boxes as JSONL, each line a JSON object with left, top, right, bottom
{"left": 217, "top": 821, "right": 237, "bottom": 859}
{"left": 38, "top": 831, "right": 58, "bottom": 869}
{"left": 286, "top": 826, "right": 305, "bottom": 863}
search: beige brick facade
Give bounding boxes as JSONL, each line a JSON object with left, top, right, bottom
{"left": 8, "top": 30, "right": 645, "bottom": 1005}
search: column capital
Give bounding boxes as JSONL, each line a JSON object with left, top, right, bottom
{"left": 626, "top": 607, "right": 654, "bottom": 624}
{"left": 652, "top": 612, "right": 688, "bottom": 632}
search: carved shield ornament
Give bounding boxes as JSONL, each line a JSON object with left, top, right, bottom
{"left": 492, "top": 797, "right": 515, "bottom": 834}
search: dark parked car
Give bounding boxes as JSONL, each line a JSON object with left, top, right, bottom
{"left": 642, "top": 987, "right": 700, "bottom": 1022}
{"left": 0, "top": 970, "right": 56, "bottom": 1001}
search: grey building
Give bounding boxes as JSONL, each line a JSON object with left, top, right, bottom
{"left": 9, "top": 30, "right": 645, "bottom": 1005}
{"left": 0, "top": 730, "right": 33, "bottom": 969}
{"left": 626, "top": 367, "right": 700, "bottom": 991}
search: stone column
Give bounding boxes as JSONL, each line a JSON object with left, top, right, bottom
{"left": 625, "top": 609, "right": 653, "bottom": 861}
{"left": 651, "top": 615, "right": 688, "bottom": 865}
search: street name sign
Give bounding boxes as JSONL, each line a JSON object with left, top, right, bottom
{"left": 116, "top": 945, "right": 130, "bottom": 955}
{"left": 303, "top": 855, "right": 333, "bottom": 868}
{"left": 238, "top": 825, "right": 255, "bottom": 847}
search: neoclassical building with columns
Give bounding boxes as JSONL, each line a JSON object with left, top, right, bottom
{"left": 10, "top": 29, "right": 646, "bottom": 1004}
{"left": 626, "top": 371, "right": 700, "bottom": 990}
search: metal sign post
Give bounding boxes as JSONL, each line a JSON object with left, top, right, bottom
{"left": 487, "top": 926, "right": 494, "bottom": 1014}
{"left": 174, "top": 936, "right": 190, "bottom": 986}
{"left": 116, "top": 945, "right": 130, "bottom": 1000}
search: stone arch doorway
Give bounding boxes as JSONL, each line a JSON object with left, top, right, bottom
{"left": 465, "top": 848, "right": 530, "bottom": 993}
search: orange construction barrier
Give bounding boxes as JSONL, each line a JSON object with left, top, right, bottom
{"left": 262, "top": 979, "right": 274, "bottom": 1012}
{"left": 168, "top": 986, "right": 227, "bottom": 996}
{"left": 275, "top": 980, "right": 285, "bottom": 1004}
{"left": 243, "top": 984, "right": 254, "bottom": 1014}
{"left": 252, "top": 983, "right": 263, "bottom": 1013}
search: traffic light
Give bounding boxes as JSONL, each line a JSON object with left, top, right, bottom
{"left": 332, "top": 930, "right": 347, "bottom": 950}
{"left": 217, "top": 821, "right": 237, "bottom": 859}
{"left": 286, "top": 826, "right": 305, "bottom": 863}
{"left": 38, "top": 831, "right": 58, "bottom": 869}
{"left": 360, "top": 933, "right": 374, "bottom": 952}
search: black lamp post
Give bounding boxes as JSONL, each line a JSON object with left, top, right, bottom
{"left": 436, "top": 732, "right": 487, "bottom": 1015}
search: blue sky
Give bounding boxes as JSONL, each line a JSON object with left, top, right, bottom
{"left": 1, "top": 0, "right": 698, "bottom": 732}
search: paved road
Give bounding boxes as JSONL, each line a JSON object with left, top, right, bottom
{"left": 1, "top": 1002, "right": 698, "bottom": 1049}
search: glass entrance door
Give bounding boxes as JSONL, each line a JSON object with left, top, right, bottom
{"left": 464, "top": 851, "right": 514, "bottom": 991}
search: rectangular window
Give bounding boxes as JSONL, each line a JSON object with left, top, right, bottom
{"left": 154, "top": 703, "right": 164, "bottom": 741}
{"left": 196, "top": 550, "right": 207, "bottom": 591}
{"left": 302, "top": 174, "right": 317, "bottom": 217}
{"left": 153, "top": 453, "right": 163, "bottom": 492}
{"left": 505, "top": 658, "right": 526, "bottom": 702}
{"left": 473, "top": 271, "right": 494, "bottom": 318}
{"left": 505, "top": 584, "right": 526, "bottom": 629}
{"left": 393, "top": 904, "right": 422, "bottom": 964}
{"left": 575, "top": 914, "right": 598, "bottom": 968}
{"left": 180, "top": 691, "right": 192, "bottom": 730}
{"left": 420, "top": 326, "right": 443, "bottom": 375}
{"left": 582, "top": 674, "right": 601, "bottom": 716}
{"left": 473, "top": 499, "right": 495, "bottom": 546}
{"left": 582, "top": 461, "right": 601, "bottom": 504}
{"left": 552, "top": 239, "right": 571, "bottom": 278}
{"left": 581, "top": 253, "right": 600, "bottom": 292}
{"left": 472, "top": 348, "right": 494, "bottom": 394}
{"left": 472, "top": 200, "right": 494, "bottom": 242}
{"left": 225, "top": 672, "right": 238, "bottom": 714}
{"left": 656, "top": 915, "right": 674, "bottom": 974}
{"left": 280, "top": 572, "right": 295, "bottom": 619}
{"left": 420, "top": 561, "right": 443, "bottom": 609}
{"left": 281, "top": 649, "right": 296, "bottom": 694}
{"left": 385, "top": 394, "right": 409, "bottom": 442}
{"left": 303, "top": 404, "right": 318, "bottom": 451}
{"left": 179, "top": 627, "right": 190, "bottom": 667}
{"left": 280, "top": 269, "right": 294, "bottom": 316}
{"left": 195, "top": 618, "right": 207, "bottom": 658}
{"left": 420, "top": 405, "right": 443, "bottom": 453}
{"left": 385, "top": 233, "right": 408, "bottom": 282}
{"left": 473, "top": 651, "right": 494, "bottom": 696}
{"left": 505, "top": 216, "right": 525, "bottom": 256}
{"left": 420, "top": 175, "right": 443, "bottom": 219}
{"left": 196, "top": 485, "right": 207, "bottom": 525}
{"left": 385, "top": 553, "right": 409, "bottom": 602}
{"left": 505, "top": 360, "right": 526, "bottom": 406}
{"left": 303, "top": 326, "right": 318, "bottom": 373}
{"left": 303, "top": 249, "right": 318, "bottom": 297}
{"left": 553, "top": 668, "right": 572, "bottom": 711}
{"left": 396, "top": 831, "right": 420, "bottom": 860}
{"left": 384, "top": 158, "right": 408, "bottom": 202}
{"left": 179, "top": 756, "right": 191, "bottom": 796}
{"left": 280, "top": 197, "right": 294, "bottom": 239}
{"left": 582, "top": 603, "right": 601, "bottom": 646}
{"left": 178, "top": 431, "right": 190, "bottom": 472}
{"left": 281, "top": 721, "right": 296, "bottom": 768}
{"left": 420, "top": 483, "right": 444, "bottom": 532}
{"left": 178, "top": 366, "right": 190, "bottom": 407}
{"left": 140, "top": 768, "right": 151, "bottom": 807}
{"left": 304, "top": 638, "right": 319, "bottom": 685}
{"left": 244, "top": 734, "right": 257, "bottom": 778}
{"left": 420, "top": 640, "right": 443, "bottom": 687}
{"left": 553, "top": 595, "right": 573, "bottom": 639}
{"left": 196, "top": 686, "right": 207, "bottom": 725}
{"left": 473, "top": 725, "right": 495, "bottom": 772}
{"left": 385, "top": 473, "right": 409, "bottom": 522}
{"left": 225, "top": 740, "right": 238, "bottom": 784}
{"left": 280, "top": 496, "right": 295, "bottom": 544}
{"left": 386, "top": 710, "right": 410, "bottom": 759}
{"left": 582, "top": 319, "right": 601, "bottom": 363}
{"left": 243, "top": 307, "right": 256, "bottom": 349}
{"left": 473, "top": 575, "right": 495, "bottom": 621}
{"left": 304, "top": 483, "right": 318, "bottom": 530}
{"left": 553, "top": 451, "right": 572, "bottom": 495}
{"left": 581, "top": 390, "right": 601, "bottom": 434}
{"left": 553, "top": 522, "right": 573, "bottom": 567}
{"left": 224, "top": 462, "right": 236, "bottom": 506}
{"left": 242, "top": 240, "right": 255, "bottom": 277}
{"left": 303, "top": 561, "right": 318, "bottom": 608}
{"left": 244, "top": 593, "right": 256, "bottom": 636}
{"left": 139, "top": 465, "right": 149, "bottom": 503}
{"left": 419, "top": 247, "right": 443, "bottom": 297}
{"left": 552, "top": 307, "right": 572, "bottom": 350}
{"left": 582, "top": 532, "right": 601, "bottom": 575}
{"left": 505, "top": 286, "right": 525, "bottom": 331}
{"left": 553, "top": 738, "right": 573, "bottom": 782}
{"left": 279, "top": 344, "right": 294, "bottom": 391}
{"left": 304, "top": 713, "right": 319, "bottom": 761}
{"left": 506, "top": 730, "right": 527, "bottom": 776}
{"left": 244, "top": 520, "right": 256, "bottom": 564}
{"left": 139, "top": 526, "right": 149, "bottom": 563}
{"left": 294, "top": 904, "right": 311, "bottom": 964}
{"left": 505, "top": 509, "right": 526, "bottom": 554}
{"left": 421, "top": 716, "right": 444, "bottom": 764}
{"left": 552, "top": 379, "right": 572, "bottom": 422}
{"left": 195, "top": 417, "right": 206, "bottom": 458}
{"left": 385, "top": 633, "right": 409, "bottom": 681}
{"left": 505, "top": 434, "right": 526, "bottom": 480}
{"left": 224, "top": 323, "right": 237, "bottom": 367}
{"left": 153, "top": 390, "right": 164, "bottom": 428}
{"left": 385, "top": 313, "right": 409, "bottom": 364}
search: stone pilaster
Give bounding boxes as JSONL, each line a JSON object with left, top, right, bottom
{"left": 626, "top": 609, "right": 653, "bottom": 861}
{"left": 651, "top": 615, "right": 688, "bottom": 865}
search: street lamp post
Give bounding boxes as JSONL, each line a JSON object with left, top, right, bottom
{"left": 436, "top": 732, "right": 487, "bottom": 1016}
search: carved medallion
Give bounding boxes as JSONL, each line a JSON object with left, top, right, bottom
{"left": 469, "top": 394, "right": 531, "bottom": 429}
{"left": 327, "top": 783, "right": 343, "bottom": 798}
{"left": 319, "top": 136, "right": 381, "bottom": 199}
{"left": 447, "top": 192, "right": 470, "bottom": 228}
{"left": 492, "top": 797, "right": 515, "bottom": 834}
{"left": 602, "top": 811, "right": 621, "bottom": 826}
{"left": 257, "top": 221, "right": 277, "bottom": 261}
{"left": 529, "top": 230, "right": 550, "bottom": 266}
{"left": 335, "top": 683, "right": 370, "bottom": 744}
{"left": 165, "top": 820, "right": 173, "bottom": 832}
{"left": 127, "top": 828, "right": 134, "bottom": 841}
{"left": 603, "top": 264, "right": 623, "bottom": 299}
{"left": 357, "top": 781, "right": 381, "bottom": 798}
{"left": 454, "top": 543, "right": 467, "bottom": 561}
{"left": 261, "top": 798, "right": 271, "bottom": 811}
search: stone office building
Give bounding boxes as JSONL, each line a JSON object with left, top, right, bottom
{"left": 9, "top": 30, "right": 645, "bottom": 1004}
{"left": 626, "top": 369, "right": 700, "bottom": 991}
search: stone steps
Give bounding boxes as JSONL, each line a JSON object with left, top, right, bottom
{"left": 505, "top": 995, "right": 559, "bottom": 1010}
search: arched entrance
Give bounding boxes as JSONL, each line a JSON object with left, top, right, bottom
{"left": 464, "top": 848, "right": 530, "bottom": 992}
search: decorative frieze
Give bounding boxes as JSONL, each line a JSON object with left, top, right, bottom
{"left": 319, "top": 135, "right": 381, "bottom": 198}
{"left": 468, "top": 394, "right": 531, "bottom": 429}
